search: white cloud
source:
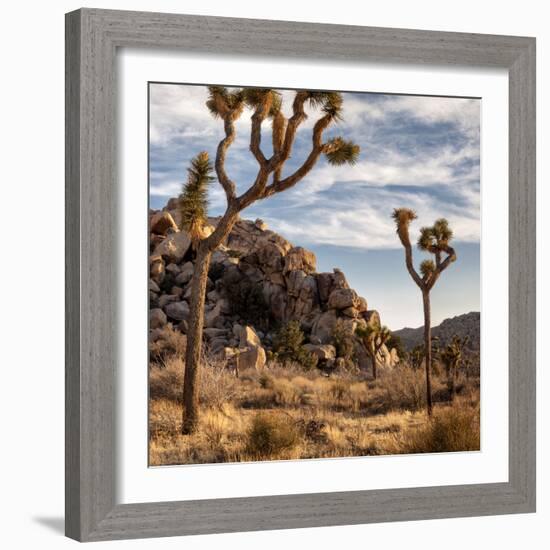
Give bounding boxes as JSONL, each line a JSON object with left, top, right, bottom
{"left": 150, "top": 84, "right": 480, "bottom": 250}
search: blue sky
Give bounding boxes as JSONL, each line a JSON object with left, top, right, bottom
{"left": 149, "top": 83, "right": 480, "bottom": 330}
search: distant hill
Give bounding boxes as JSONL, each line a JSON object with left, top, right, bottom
{"left": 393, "top": 312, "right": 480, "bottom": 353}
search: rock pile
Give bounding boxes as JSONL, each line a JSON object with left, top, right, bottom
{"left": 149, "top": 199, "right": 398, "bottom": 372}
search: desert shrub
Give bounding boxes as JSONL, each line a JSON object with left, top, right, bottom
{"left": 332, "top": 319, "right": 355, "bottom": 366}
{"left": 271, "top": 378, "right": 302, "bottom": 406}
{"left": 324, "top": 424, "right": 348, "bottom": 450}
{"left": 272, "top": 320, "right": 318, "bottom": 370}
{"left": 149, "top": 398, "right": 181, "bottom": 437}
{"left": 149, "top": 326, "right": 187, "bottom": 362}
{"left": 149, "top": 356, "right": 184, "bottom": 403}
{"left": 386, "top": 367, "right": 427, "bottom": 411}
{"left": 201, "top": 407, "right": 231, "bottom": 446}
{"left": 246, "top": 413, "right": 300, "bottom": 458}
{"left": 330, "top": 379, "right": 348, "bottom": 402}
{"left": 149, "top": 352, "right": 235, "bottom": 407}
{"left": 225, "top": 280, "right": 271, "bottom": 328}
{"left": 199, "top": 356, "right": 238, "bottom": 409}
{"left": 399, "top": 405, "right": 480, "bottom": 453}
{"left": 258, "top": 372, "right": 274, "bottom": 389}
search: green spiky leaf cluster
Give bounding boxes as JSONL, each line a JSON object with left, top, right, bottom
{"left": 306, "top": 91, "right": 344, "bottom": 121}
{"left": 392, "top": 207, "right": 417, "bottom": 227}
{"left": 432, "top": 218, "right": 453, "bottom": 243}
{"left": 418, "top": 218, "right": 453, "bottom": 250}
{"left": 205, "top": 86, "right": 245, "bottom": 119}
{"left": 418, "top": 226, "right": 436, "bottom": 251}
{"left": 242, "top": 88, "right": 282, "bottom": 117}
{"left": 420, "top": 259, "right": 436, "bottom": 278}
{"left": 324, "top": 137, "right": 360, "bottom": 165}
{"left": 178, "top": 152, "right": 215, "bottom": 243}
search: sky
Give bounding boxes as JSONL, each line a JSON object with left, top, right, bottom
{"left": 149, "top": 83, "right": 480, "bottom": 330}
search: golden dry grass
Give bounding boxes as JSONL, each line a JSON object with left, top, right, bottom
{"left": 149, "top": 358, "right": 480, "bottom": 466}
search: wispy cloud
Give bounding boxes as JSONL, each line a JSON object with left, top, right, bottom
{"left": 149, "top": 84, "right": 480, "bottom": 250}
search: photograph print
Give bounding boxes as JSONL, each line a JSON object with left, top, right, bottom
{"left": 148, "top": 84, "right": 481, "bottom": 466}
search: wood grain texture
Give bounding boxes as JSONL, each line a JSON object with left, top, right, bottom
{"left": 65, "top": 8, "right": 536, "bottom": 542}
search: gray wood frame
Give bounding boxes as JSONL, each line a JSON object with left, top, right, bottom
{"left": 65, "top": 8, "right": 536, "bottom": 542}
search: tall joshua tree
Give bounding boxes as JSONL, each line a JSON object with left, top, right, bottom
{"left": 392, "top": 209, "right": 457, "bottom": 416}
{"left": 356, "top": 323, "right": 391, "bottom": 379}
{"left": 180, "top": 87, "right": 360, "bottom": 434}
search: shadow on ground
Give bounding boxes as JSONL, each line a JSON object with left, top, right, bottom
{"left": 33, "top": 516, "right": 65, "bottom": 534}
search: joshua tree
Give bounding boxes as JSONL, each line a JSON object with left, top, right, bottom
{"left": 409, "top": 344, "right": 425, "bottom": 370}
{"left": 180, "top": 87, "right": 360, "bottom": 434}
{"left": 440, "top": 335, "right": 468, "bottom": 400}
{"left": 356, "top": 323, "right": 391, "bottom": 379}
{"left": 392, "top": 209, "right": 457, "bottom": 415}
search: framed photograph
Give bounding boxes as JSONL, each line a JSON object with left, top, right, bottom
{"left": 65, "top": 8, "right": 536, "bottom": 542}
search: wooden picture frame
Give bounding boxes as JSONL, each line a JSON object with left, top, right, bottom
{"left": 65, "top": 8, "right": 536, "bottom": 541}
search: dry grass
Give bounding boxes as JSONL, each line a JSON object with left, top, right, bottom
{"left": 149, "top": 352, "right": 480, "bottom": 466}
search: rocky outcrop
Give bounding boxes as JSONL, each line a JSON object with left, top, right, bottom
{"left": 148, "top": 200, "right": 399, "bottom": 372}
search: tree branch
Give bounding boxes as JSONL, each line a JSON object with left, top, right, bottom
{"left": 397, "top": 224, "right": 425, "bottom": 290}
{"left": 249, "top": 101, "right": 270, "bottom": 168}
{"left": 215, "top": 116, "right": 238, "bottom": 204}
{"left": 262, "top": 113, "right": 332, "bottom": 198}
{"left": 270, "top": 91, "right": 309, "bottom": 183}
{"left": 428, "top": 244, "right": 456, "bottom": 290}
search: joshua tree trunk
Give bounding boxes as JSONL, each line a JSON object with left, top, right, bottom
{"left": 370, "top": 351, "right": 377, "bottom": 380}
{"left": 422, "top": 289, "right": 433, "bottom": 416}
{"left": 182, "top": 242, "right": 212, "bottom": 434}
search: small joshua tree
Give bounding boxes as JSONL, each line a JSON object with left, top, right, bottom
{"left": 440, "top": 335, "right": 468, "bottom": 400}
{"left": 392, "top": 209, "right": 457, "bottom": 416}
{"left": 356, "top": 323, "right": 391, "bottom": 379}
{"left": 410, "top": 344, "right": 425, "bottom": 370}
{"left": 180, "top": 87, "right": 360, "bottom": 434}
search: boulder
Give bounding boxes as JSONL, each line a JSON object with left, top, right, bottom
{"left": 328, "top": 288, "right": 359, "bottom": 310}
{"left": 316, "top": 272, "right": 334, "bottom": 304}
{"left": 210, "top": 337, "right": 229, "bottom": 353}
{"left": 150, "top": 211, "right": 178, "bottom": 235}
{"left": 357, "top": 296, "right": 368, "bottom": 313}
{"left": 149, "top": 255, "right": 165, "bottom": 284}
{"left": 165, "top": 263, "right": 180, "bottom": 275}
{"left": 153, "top": 231, "right": 191, "bottom": 263}
{"left": 149, "top": 308, "right": 167, "bottom": 329}
{"left": 203, "top": 328, "right": 228, "bottom": 339}
{"left": 256, "top": 242, "right": 285, "bottom": 273}
{"left": 284, "top": 246, "right": 316, "bottom": 274}
{"left": 205, "top": 302, "right": 223, "bottom": 328}
{"left": 254, "top": 218, "right": 267, "bottom": 231}
{"left": 158, "top": 294, "right": 179, "bottom": 309}
{"left": 164, "top": 301, "right": 190, "bottom": 321}
{"left": 316, "top": 269, "right": 349, "bottom": 304}
{"left": 149, "top": 279, "right": 160, "bottom": 293}
{"left": 175, "top": 262, "right": 194, "bottom": 285}
{"left": 342, "top": 306, "right": 360, "bottom": 318}
{"left": 236, "top": 345, "right": 266, "bottom": 371}
{"left": 239, "top": 325, "right": 262, "bottom": 348}
{"left": 311, "top": 310, "right": 338, "bottom": 344}
{"left": 286, "top": 270, "right": 307, "bottom": 297}
{"left": 332, "top": 268, "right": 350, "bottom": 289}
{"left": 303, "top": 344, "right": 336, "bottom": 361}
{"left": 363, "top": 310, "right": 381, "bottom": 328}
